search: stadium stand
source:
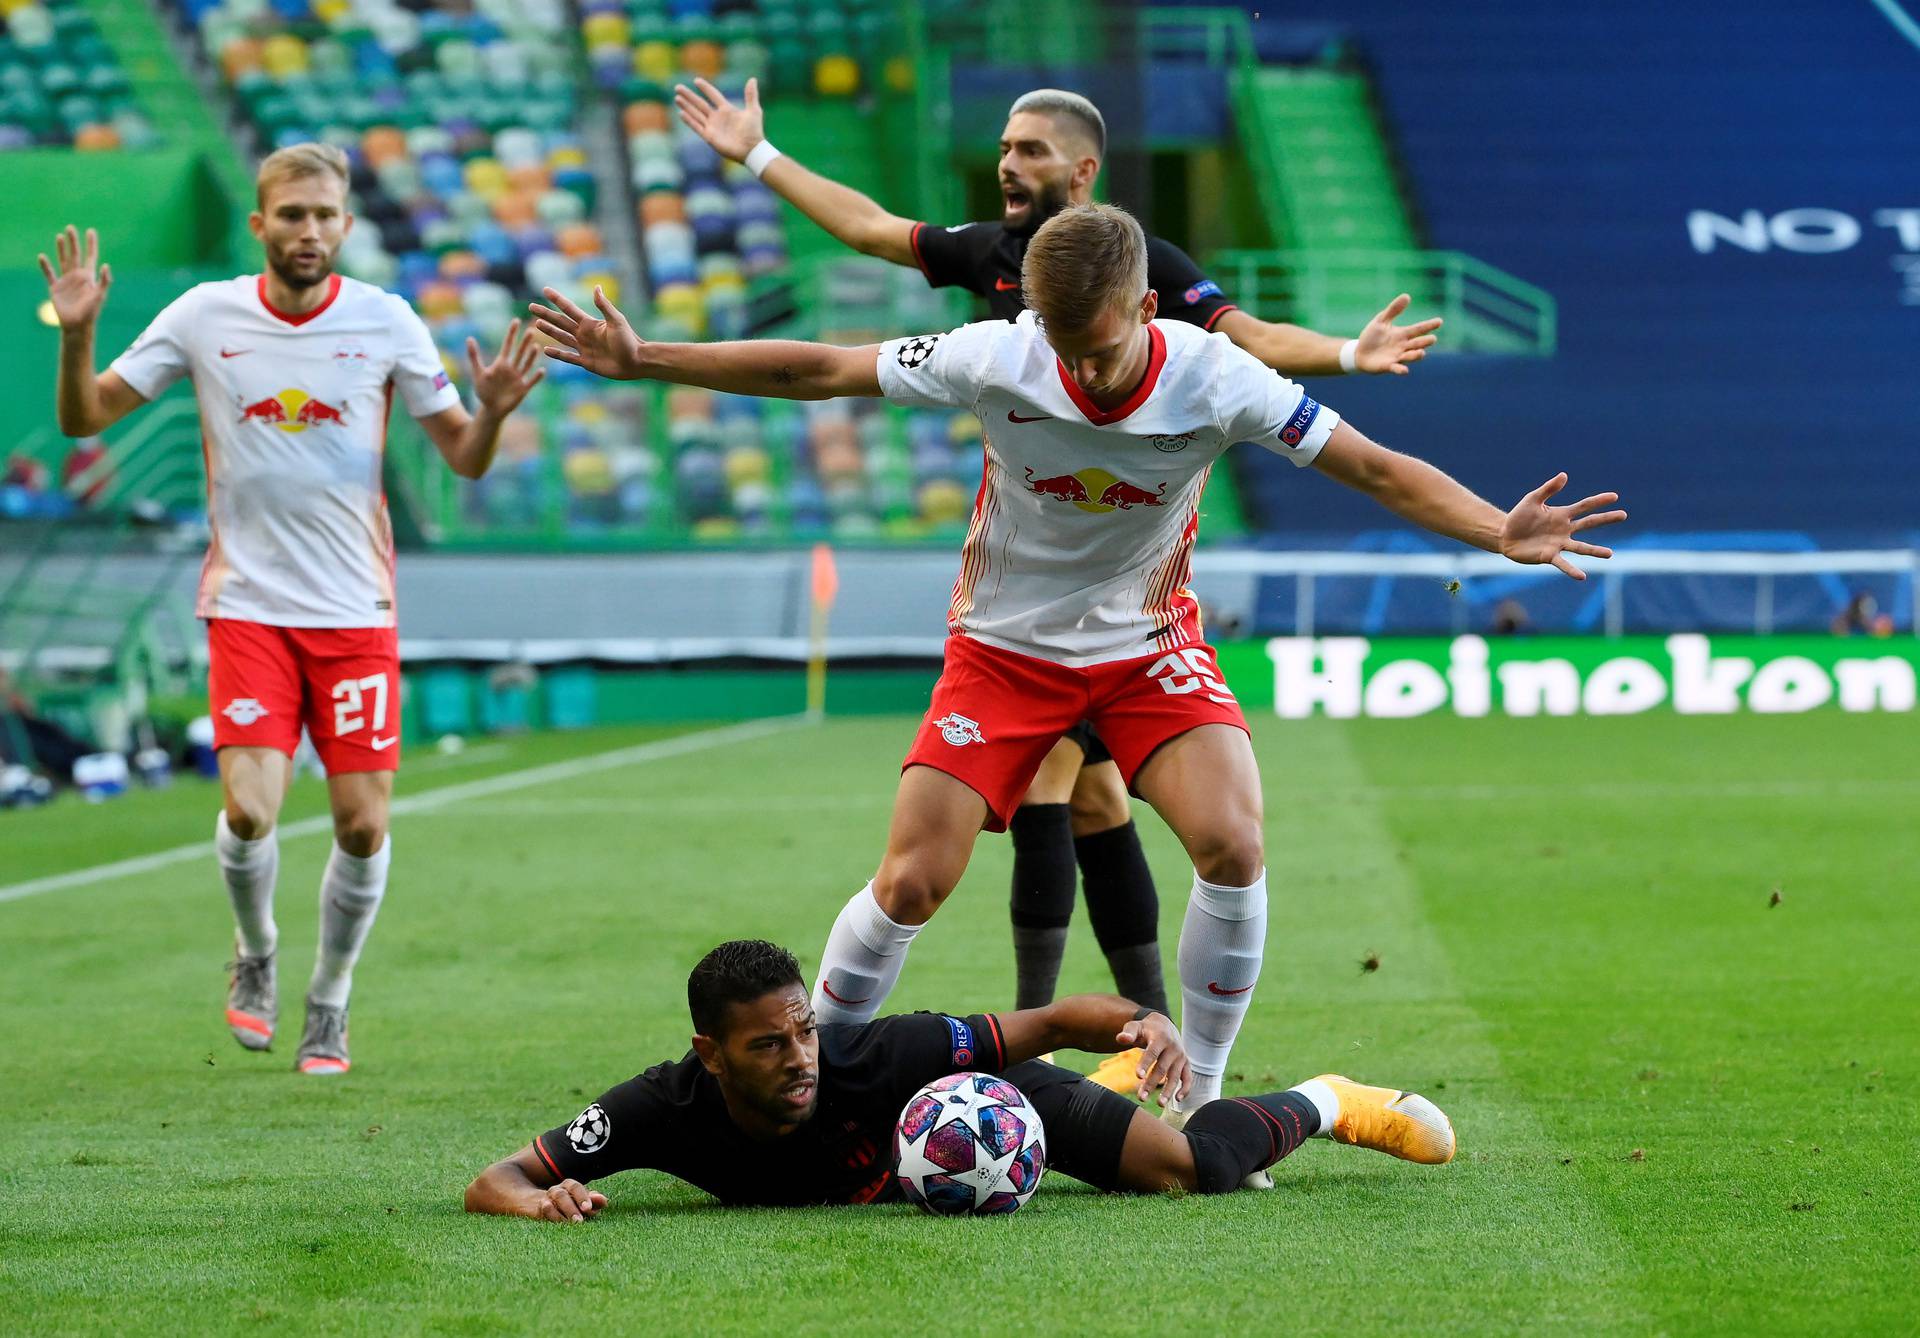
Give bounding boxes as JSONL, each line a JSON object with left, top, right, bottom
{"left": 1209, "top": 0, "right": 1920, "bottom": 550}
{"left": 0, "top": 0, "right": 155, "bottom": 149}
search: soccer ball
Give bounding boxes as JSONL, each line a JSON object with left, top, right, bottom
{"left": 894, "top": 1072, "right": 1046, "bottom": 1216}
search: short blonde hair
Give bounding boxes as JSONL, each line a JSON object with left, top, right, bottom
{"left": 1020, "top": 203, "right": 1148, "bottom": 333}
{"left": 255, "top": 142, "right": 351, "bottom": 209}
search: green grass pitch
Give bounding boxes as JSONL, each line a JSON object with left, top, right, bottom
{"left": 2, "top": 710, "right": 1915, "bottom": 1334}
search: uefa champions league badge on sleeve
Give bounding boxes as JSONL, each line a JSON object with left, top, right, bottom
{"left": 566, "top": 1103, "right": 610, "bottom": 1155}
{"left": 895, "top": 335, "right": 940, "bottom": 369}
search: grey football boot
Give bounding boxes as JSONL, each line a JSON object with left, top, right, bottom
{"left": 225, "top": 949, "right": 277, "bottom": 1051}
{"left": 295, "top": 997, "right": 350, "bottom": 1075}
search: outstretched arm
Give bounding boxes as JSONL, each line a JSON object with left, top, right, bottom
{"left": 39, "top": 226, "right": 144, "bottom": 436}
{"left": 675, "top": 77, "right": 918, "bottom": 266}
{"left": 1216, "top": 293, "right": 1442, "bottom": 377}
{"left": 1311, "top": 421, "right": 1627, "bottom": 579}
{"left": 413, "top": 319, "right": 545, "bottom": 479}
{"left": 464, "top": 1144, "right": 608, "bottom": 1223}
{"left": 995, "top": 994, "right": 1191, "bottom": 1106}
{"left": 530, "top": 286, "right": 882, "bottom": 400}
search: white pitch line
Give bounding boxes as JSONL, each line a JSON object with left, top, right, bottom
{"left": 400, "top": 792, "right": 898, "bottom": 818}
{"left": 0, "top": 715, "right": 809, "bottom": 906}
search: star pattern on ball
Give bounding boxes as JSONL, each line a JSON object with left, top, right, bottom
{"left": 893, "top": 1073, "right": 1047, "bottom": 1215}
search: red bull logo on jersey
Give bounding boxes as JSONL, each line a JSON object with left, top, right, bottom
{"left": 236, "top": 389, "right": 348, "bottom": 433}
{"left": 1024, "top": 467, "right": 1168, "bottom": 515}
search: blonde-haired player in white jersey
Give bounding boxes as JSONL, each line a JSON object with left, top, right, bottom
{"left": 40, "top": 143, "right": 545, "bottom": 1074}
{"left": 530, "top": 203, "right": 1626, "bottom": 1132}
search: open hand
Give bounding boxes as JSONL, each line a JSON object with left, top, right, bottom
{"left": 1114, "top": 1013, "right": 1192, "bottom": 1107}
{"left": 1353, "top": 293, "right": 1442, "bottom": 375}
{"left": 533, "top": 1178, "right": 607, "bottom": 1223}
{"left": 467, "top": 318, "right": 544, "bottom": 416}
{"left": 1500, "top": 473, "right": 1627, "bottom": 579}
{"left": 674, "top": 76, "right": 765, "bottom": 164}
{"left": 37, "top": 225, "right": 112, "bottom": 330}
{"left": 529, "top": 286, "right": 644, "bottom": 381}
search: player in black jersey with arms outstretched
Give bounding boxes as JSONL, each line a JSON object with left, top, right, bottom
{"left": 676, "top": 84, "right": 1443, "bottom": 1089}
{"left": 464, "top": 940, "right": 1453, "bottom": 1221}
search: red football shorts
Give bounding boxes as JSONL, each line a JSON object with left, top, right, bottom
{"left": 902, "top": 635, "right": 1249, "bottom": 831}
{"left": 207, "top": 619, "right": 402, "bottom": 773}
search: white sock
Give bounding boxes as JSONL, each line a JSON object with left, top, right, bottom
{"left": 1290, "top": 1077, "right": 1341, "bottom": 1138}
{"left": 810, "top": 881, "right": 922, "bottom": 1025}
{"left": 308, "top": 836, "right": 390, "bottom": 1008}
{"left": 1180, "top": 1072, "right": 1223, "bottom": 1112}
{"left": 215, "top": 810, "right": 279, "bottom": 958}
{"left": 1173, "top": 868, "right": 1268, "bottom": 1109}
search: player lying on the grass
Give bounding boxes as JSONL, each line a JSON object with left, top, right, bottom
{"left": 463, "top": 940, "right": 1453, "bottom": 1219}
{"left": 680, "top": 83, "right": 1448, "bottom": 1089}
{"left": 39, "top": 144, "right": 543, "bottom": 1074}
{"left": 528, "top": 203, "right": 1626, "bottom": 1126}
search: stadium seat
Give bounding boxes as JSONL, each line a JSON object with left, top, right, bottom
{"left": 139, "top": 0, "right": 959, "bottom": 542}
{"left": 0, "top": 0, "right": 153, "bottom": 148}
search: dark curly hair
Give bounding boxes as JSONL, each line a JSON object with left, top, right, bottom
{"left": 687, "top": 940, "right": 805, "bottom": 1038}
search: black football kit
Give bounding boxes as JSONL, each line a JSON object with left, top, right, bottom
{"left": 533, "top": 1011, "right": 1138, "bottom": 1206}
{"left": 907, "top": 218, "right": 1240, "bottom": 330}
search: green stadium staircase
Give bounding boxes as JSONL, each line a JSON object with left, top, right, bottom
{"left": 1232, "top": 66, "right": 1413, "bottom": 252}
{"left": 1202, "top": 10, "right": 1554, "bottom": 354}
{"left": 1220, "top": 52, "right": 1554, "bottom": 354}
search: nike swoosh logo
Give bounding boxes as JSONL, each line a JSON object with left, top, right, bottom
{"left": 994, "top": 278, "right": 1020, "bottom": 291}
{"left": 820, "top": 980, "right": 871, "bottom": 1006}
{"left": 1206, "top": 981, "right": 1255, "bottom": 996}
{"left": 219, "top": 348, "right": 250, "bottom": 358}
{"left": 370, "top": 736, "right": 397, "bottom": 751}
{"left": 1007, "top": 411, "right": 1052, "bottom": 423}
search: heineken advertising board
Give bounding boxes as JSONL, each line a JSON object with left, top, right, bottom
{"left": 1209, "top": 635, "right": 1918, "bottom": 718}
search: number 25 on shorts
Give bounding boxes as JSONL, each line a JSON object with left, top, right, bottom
{"left": 1146, "top": 649, "right": 1235, "bottom": 704}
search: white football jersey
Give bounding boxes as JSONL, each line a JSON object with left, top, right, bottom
{"left": 110, "top": 274, "right": 460, "bottom": 628}
{"left": 877, "top": 312, "right": 1340, "bottom": 666}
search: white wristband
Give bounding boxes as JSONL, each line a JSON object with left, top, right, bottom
{"left": 1338, "top": 338, "right": 1360, "bottom": 374}
{"left": 744, "top": 140, "right": 783, "bottom": 178}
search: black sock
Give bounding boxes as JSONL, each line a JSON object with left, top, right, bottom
{"left": 1183, "top": 1092, "right": 1321, "bottom": 1194}
{"left": 1075, "top": 821, "right": 1168, "bottom": 1015}
{"left": 1009, "top": 804, "right": 1076, "bottom": 1010}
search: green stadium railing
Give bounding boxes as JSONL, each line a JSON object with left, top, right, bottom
{"left": 0, "top": 516, "right": 202, "bottom": 750}
{"left": 1208, "top": 248, "right": 1557, "bottom": 356}
{"left": 82, "top": 0, "right": 255, "bottom": 262}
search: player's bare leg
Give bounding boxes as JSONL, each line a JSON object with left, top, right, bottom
{"left": 811, "top": 765, "right": 988, "bottom": 1025}
{"left": 1067, "top": 761, "right": 1130, "bottom": 837}
{"left": 1069, "top": 759, "right": 1169, "bottom": 1095}
{"left": 1009, "top": 738, "right": 1083, "bottom": 1018}
{"left": 217, "top": 745, "right": 291, "bottom": 1050}
{"left": 1109, "top": 1074, "right": 1454, "bottom": 1195}
{"left": 296, "top": 769, "right": 393, "bottom": 1074}
{"left": 1131, "top": 724, "right": 1265, "bottom": 1119}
